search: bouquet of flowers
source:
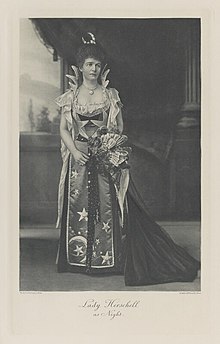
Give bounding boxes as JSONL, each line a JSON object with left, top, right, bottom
{"left": 88, "top": 126, "right": 132, "bottom": 183}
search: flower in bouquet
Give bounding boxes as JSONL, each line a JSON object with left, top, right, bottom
{"left": 88, "top": 126, "right": 131, "bottom": 181}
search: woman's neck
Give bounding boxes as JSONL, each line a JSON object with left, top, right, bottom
{"left": 82, "top": 79, "right": 99, "bottom": 89}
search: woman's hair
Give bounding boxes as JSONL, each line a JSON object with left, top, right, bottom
{"left": 76, "top": 33, "right": 106, "bottom": 68}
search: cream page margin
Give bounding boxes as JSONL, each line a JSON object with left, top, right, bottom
{"left": 0, "top": 0, "right": 220, "bottom": 343}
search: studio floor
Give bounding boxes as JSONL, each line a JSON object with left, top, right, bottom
{"left": 20, "top": 222, "right": 201, "bottom": 292}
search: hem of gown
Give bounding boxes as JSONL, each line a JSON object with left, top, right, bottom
{"left": 124, "top": 270, "right": 200, "bottom": 286}
{"left": 56, "top": 263, "right": 200, "bottom": 287}
{"left": 56, "top": 263, "right": 125, "bottom": 275}
{"left": 56, "top": 264, "right": 200, "bottom": 286}
{"left": 124, "top": 256, "right": 200, "bottom": 286}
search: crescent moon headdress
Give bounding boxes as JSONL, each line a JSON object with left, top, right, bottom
{"left": 82, "top": 32, "right": 96, "bottom": 45}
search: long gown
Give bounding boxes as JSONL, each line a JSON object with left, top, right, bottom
{"left": 55, "top": 82, "right": 200, "bottom": 286}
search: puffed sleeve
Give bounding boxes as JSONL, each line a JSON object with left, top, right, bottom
{"left": 55, "top": 89, "right": 75, "bottom": 130}
{"left": 107, "top": 88, "right": 123, "bottom": 128}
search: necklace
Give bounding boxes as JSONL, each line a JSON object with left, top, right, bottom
{"left": 82, "top": 83, "right": 98, "bottom": 95}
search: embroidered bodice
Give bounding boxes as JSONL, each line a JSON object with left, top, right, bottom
{"left": 72, "top": 87, "right": 111, "bottom": 139}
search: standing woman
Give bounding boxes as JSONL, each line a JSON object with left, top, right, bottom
{"left": 55, "top": 33, "right": 200, "bottom": 286}
{"left": 55, "top": 33, "right": 126, "bottom": 275}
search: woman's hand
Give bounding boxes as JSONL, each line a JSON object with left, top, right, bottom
{"left": 72, "top": 149, "right": 89, "bottom": 166}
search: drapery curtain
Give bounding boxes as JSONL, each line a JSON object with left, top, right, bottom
{"left": 31, "top": 18, "right": 126, "bottom": 70}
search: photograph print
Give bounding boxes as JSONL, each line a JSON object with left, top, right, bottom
{"left": 19, "top": 18, "right": 201, "bottom": 292}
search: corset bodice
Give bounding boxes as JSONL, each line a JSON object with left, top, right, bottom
{"left": 73, "top": 108, "right": 110, "bottom": 139}
{"left": 72, "top": 88, "right": 111, "bottom": 139}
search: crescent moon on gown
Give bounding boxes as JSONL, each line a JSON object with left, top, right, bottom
{"left": 69, "top": 235, "right": 87, "bottom": 262}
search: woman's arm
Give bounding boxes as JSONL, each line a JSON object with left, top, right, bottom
{"left": 60, "top": 113, "right": 89, "bottom": 165}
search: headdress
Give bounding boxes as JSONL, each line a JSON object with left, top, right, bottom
{"left": 66, "top": 32, "right": 110, "bottom": 90}
{"left": 82, "top": 32, "right": 96, "bottom": 45}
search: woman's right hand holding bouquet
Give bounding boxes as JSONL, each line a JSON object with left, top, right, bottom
{"left": 72, "top": 148, "right": 89, "bottom": 166}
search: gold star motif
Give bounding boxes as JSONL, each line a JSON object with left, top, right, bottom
{"left": 71, "top": 170, "right": 79, "bottom": 179}
{"left": 95, "top": 238, "right": 100, "bottom": 245}
{"left": 102, "top": 221, "right": 110, "bottom": 232}
{"left": 101, "top": 251, "right": 112, "bottom": 265}
{"left": 73, "top": 245, "right": 84, "bottom": 256}
{"left": 77, "top": 208, "right": 88, "bottom": 221}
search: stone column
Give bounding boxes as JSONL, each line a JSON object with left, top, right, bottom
{"left": 168, "top": 21, "right": 201, "bottom": 220}
{"left": 177, "top": 21, "right": 201, "bottom": 128}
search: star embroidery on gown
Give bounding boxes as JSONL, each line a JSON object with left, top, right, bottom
{"left": 71, "top": 170, "right": 79, "bottom": 179}
{"left": 102, "top": 221, "right": 110, "bottom": 232}
{"left": 73, "top": 245, "right": 84, "bottom": 256}
{"left": 73, "top": 189, "right": 79, "bottom": 196}
{"left": 101, "top": 251, "right": 112, "bottom": 265}
{"left": 95, "top": 238, "right": 100, "bottom": 245}
{"left": 77, "top": 208, "right": 88, "bottom": 221}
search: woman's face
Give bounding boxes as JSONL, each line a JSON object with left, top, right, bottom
{"left": 80, "top": 57, "right": 102, "bottom": 82}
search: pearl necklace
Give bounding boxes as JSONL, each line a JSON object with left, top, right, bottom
{"left": 82, "top": 83, "right": 98, "bottom": 95}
